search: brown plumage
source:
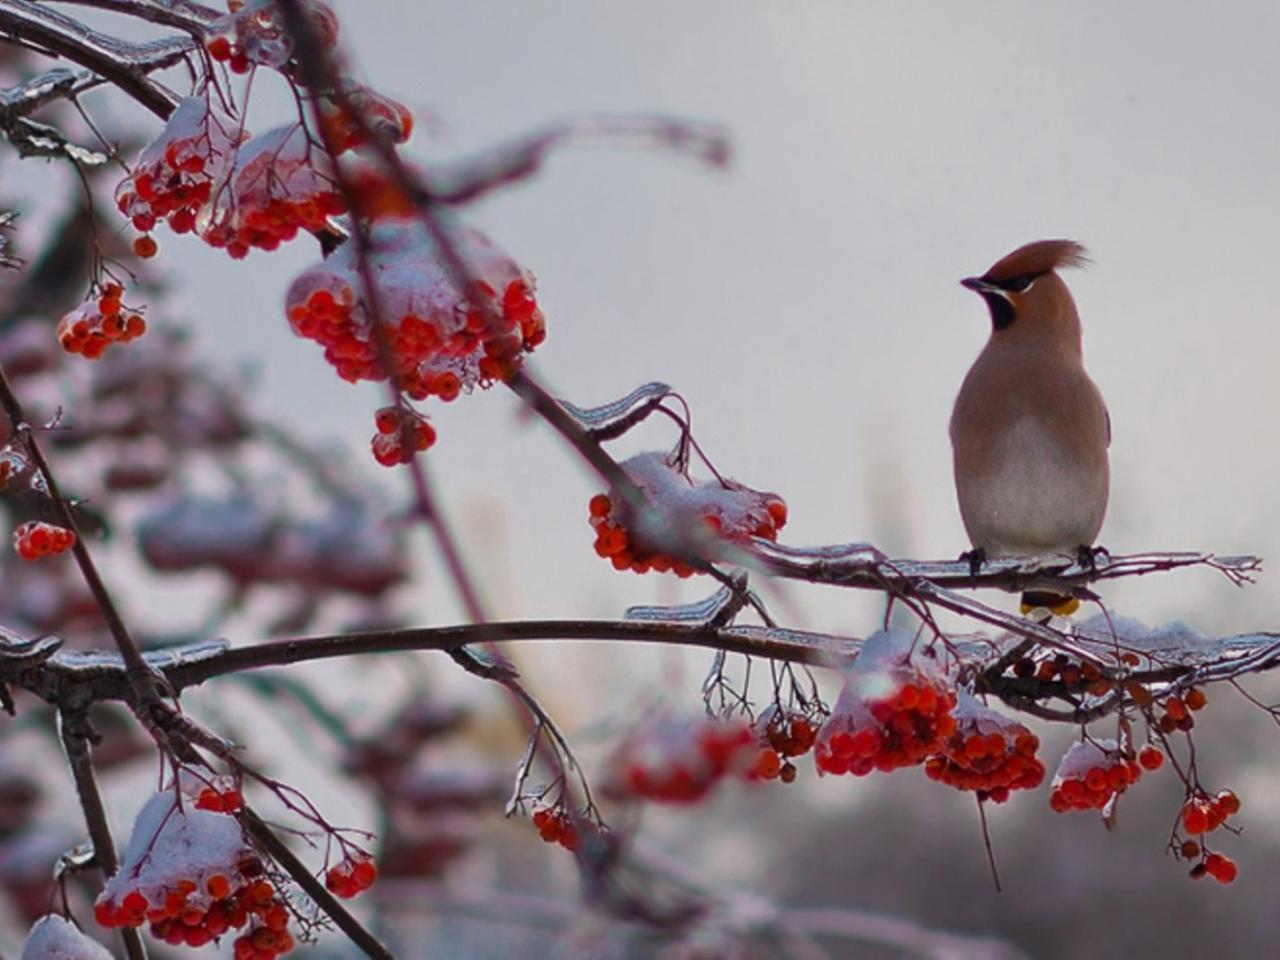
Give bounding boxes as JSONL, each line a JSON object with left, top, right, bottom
{"left": 981, "top": 239, "right": 1090, "bottom": 284}
{"left": 949, "top": 240, "right": 1110, "bottom": 615}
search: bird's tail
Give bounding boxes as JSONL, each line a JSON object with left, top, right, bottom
{"left": 1020, "top": 590, "right": 1080, "bottom": 618}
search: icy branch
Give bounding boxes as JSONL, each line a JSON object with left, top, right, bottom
{"left": 752, "top": 542, "right": 1260, "bottom": 595}
{"left": 0, "top": 1, "right": 195, "bottom": 119}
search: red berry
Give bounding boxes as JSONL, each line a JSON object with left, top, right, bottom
{"left": 1138, "top": 745, "right": 1164, "bottom": 771}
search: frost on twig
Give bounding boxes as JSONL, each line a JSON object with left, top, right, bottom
{"left": 754, "top": 542, "right": 1259, "bottom": 595}
{"left": 560, "top": 381, "right": 673, "bottom": 441}
{"left": 54, "top": 639, "right": 229, "bottom": 675}
{"left": 626, "top": 579, "right": 746, "bottom": 626}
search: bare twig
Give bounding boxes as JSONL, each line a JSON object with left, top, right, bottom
{"left": 59, "top": 708, "right": 148, "bottom": 960}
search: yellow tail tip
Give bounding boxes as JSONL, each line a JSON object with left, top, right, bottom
{"left": 1020, "top": 595, "right": 1080, "bottom": 617}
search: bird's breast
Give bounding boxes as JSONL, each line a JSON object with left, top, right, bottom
{"left": 953, "top": 415, "right": 1108, "bottom": 557}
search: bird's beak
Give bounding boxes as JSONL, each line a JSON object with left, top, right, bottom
{"left": 960, "top": 276, "right": 999, "bottom": 294}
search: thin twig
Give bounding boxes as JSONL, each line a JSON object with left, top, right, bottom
{"left": 59, "top": 708, "right": 149, "bottom": 960}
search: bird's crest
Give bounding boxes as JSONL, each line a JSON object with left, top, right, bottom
{"left": 982, "top": 240, "right": 1089, "bottom": 283}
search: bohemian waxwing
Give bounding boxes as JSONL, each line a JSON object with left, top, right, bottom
{"left": 949, "top": 239, "right": 1109, "bottom": 616}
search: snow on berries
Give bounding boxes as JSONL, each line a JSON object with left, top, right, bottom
{"left": 115, "top": 97, "right": 245, "bottom": 236}
{"left": 13, "top": 521, "right": 75, "bottom": 561}
{"left": 94, "top": 781, "right": 295, "bottom": 956}
{"left": 56, "top": 285, "right": 146, "bottom": 358}
{"left": 200, "top": 124, "right": 346, "bottom": 258}
{"left": 371, "top": 405, "right": 436, "bottom": 466}
{"left": 20, "top": 915, "right": 113, "bottom": 960}
{"left": 588, "top": 452, "right": 788, "bottom": 575}
{"left": 324, "top": 854, "right": 377, "bottom": 898}
{"left": 814, "top": 629, "right": 957, "bottom": 777}
{"left": 285, "top": 219, "right": 543, "bottom": 414}
{"left": 923, "top": 694, "right": 1044, "bottom": 803}
{"left": 1048, "top": 738, "right": 1143, "bottom": 813}
{"left": 603, "top": 712, "right": 755, "bottom": 804}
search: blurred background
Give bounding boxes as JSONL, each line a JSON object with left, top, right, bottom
{"left": 3, "top": 2, "right": 1280, "bottom": 958}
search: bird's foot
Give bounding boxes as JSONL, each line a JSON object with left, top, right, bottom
{"left": 1076, "top": 544, "right": 1110, "bottom": 574}
{"left": 960, "top": 547, "right": 987, "bottom": 578}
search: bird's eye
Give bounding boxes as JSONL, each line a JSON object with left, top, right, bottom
{"left": 996, "top": 274, "right": 1037, "bottom": 294}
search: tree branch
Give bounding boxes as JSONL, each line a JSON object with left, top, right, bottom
{"left": 0, "top": 0, "right": 191, "bottom": 119}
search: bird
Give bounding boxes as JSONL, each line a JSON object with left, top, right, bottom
{"left": 949, "top": 239, "right": 1109, "bottom": 617}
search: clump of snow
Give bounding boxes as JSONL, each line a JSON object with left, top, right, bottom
{"left": 100, "top": 789, "right": 249, "bottom": 915}
{"left": 616, "top": 451, "right": 784, "bottom": 555}
{"left": 21, "top": 915, "right": 113, "bottom": 960}
{"left": 1052, "top": 738, "right": 1119, "bottom": 784}
{"left": 1076, "top": 614, "right": 1206, "bottom": 655}
{"left": 951, "top": 692, "right": 1029, "bottom": 738}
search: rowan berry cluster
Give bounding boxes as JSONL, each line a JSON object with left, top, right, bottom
{"left": 201, "top": 124, "right": 346, "bottom": 258}
{"left": 605, "top": 713, "right": 755, "bottom": 804}
{"left": 746, "top": 707, "right": 818, "bottom": 784}
{"left": 95, "top": 786, "right": 296, "bottom": 957}
{"left": 1010, "top": 653, "right": 1109, "bottom": 695}
{"left": 1180, "top": 788, "right": 1239, "bottom": 836}
{"left": 1156, "top": 687, "right": 1207, "bottom": 734}
{"left": 319, "top": 84, "right": 414, "bottom": 153}
{"left": 286, "top": 221, "right": 541, "bottom": 388}
{"left": 205, "top": 0, "right": 339, "bottom": 73}
{"left": 1048, "top": 739, "right": 1144, "bottom": 812}
{"left": 115, "top": 97, "right": 244, "bottom": 236}
{"left": 371, "top": 405, "right": 436, "bottom": 467}
{"left": 531, "top": 806, "right": 581, "bottom": 851}
{"left": 923, "top": 695, "right": 1045, "bottom": 803}
{"left": 12, "top": 521, "right": 75, "bottom": 561}
{"left": 56, "top": 286, "right": 146, "bottom": 358}
{"left": 588, "top": 452, "right": 788, "bottom": 575}
{"left": 1182, "top": 843, "right": 1239, "bottom": 884}
{"left": 815, "top": 630, "right": 957, "bottom": 777}
{"left": 324, "top": 855, "right": 377, "bottom": 899}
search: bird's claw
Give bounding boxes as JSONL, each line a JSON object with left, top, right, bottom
{"left": 1076, "top": 544, "right": 1109, "bottom": 574}
{"left": 960, "top": 547, "right": 987, "bottom": 578}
